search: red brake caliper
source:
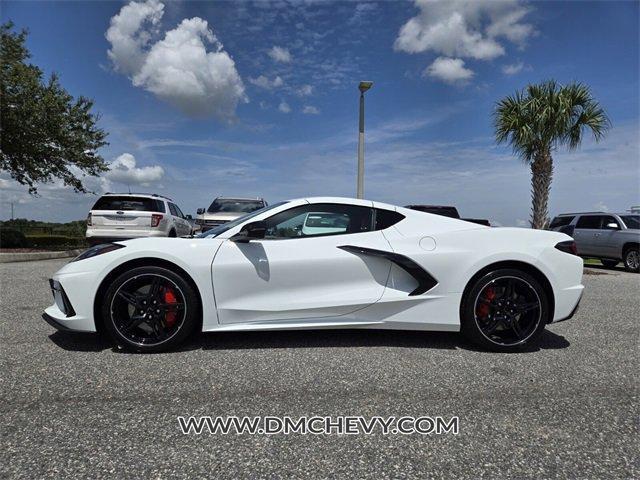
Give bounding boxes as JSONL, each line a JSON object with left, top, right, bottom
{"left": 476, "top": 286, "right": 496, "bottom": 318}
{"left": 164, "top": 288, "right": 178, "bottom": 327}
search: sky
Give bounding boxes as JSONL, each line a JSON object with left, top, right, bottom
{"left": 1, "top": 0, "right": 639, "bottom": 226}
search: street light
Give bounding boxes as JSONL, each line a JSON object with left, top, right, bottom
{"left": 357, "top": 81, "right": 373, "bottom": 199}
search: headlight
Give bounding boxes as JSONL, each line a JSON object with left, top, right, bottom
{"left": 72, "top": 243, "right": 125, "bottom": 262}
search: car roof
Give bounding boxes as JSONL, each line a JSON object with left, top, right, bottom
{"left": 102, "top": 192, "right": 173, "bottom": 201}
{"left": 557, "top": 212, "right": 627, "bottom": 216}
{"left": 214, "top": 197, "right": 265, "bottom": 201}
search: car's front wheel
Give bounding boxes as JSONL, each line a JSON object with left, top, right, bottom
{"left": 101, "top": 266, "right": 199, "bottom": 352}
{"left": 623, "top": 247, "right": 639, "bottom": 273}
{"left": 461, "top": 269, "right": 549, "bottom": 352}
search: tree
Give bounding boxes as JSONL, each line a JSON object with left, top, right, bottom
{"left": 0, "top": 22, "right": 108, "bottom": 194}
{"left": 494, "top": 80, "right": 609, "bottom": 229}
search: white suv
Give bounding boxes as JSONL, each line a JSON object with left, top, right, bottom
{"left": 86, "top": 193, "right": 193, "bottom": 245}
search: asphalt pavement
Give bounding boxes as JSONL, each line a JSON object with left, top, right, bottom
{"left": 1, "top": 259, "right": 637, "bottom": 479}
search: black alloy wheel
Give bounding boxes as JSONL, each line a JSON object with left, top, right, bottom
{"left": 461, "top": 269, "right": 548, "bottom": 352}
{"left": 102, "top": 266, "right": 198, "bottom": 352}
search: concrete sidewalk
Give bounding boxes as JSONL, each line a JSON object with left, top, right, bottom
{"left": 0, "top": 249, "right": 83, "bottom": 263}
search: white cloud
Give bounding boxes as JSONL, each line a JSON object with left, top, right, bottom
{"left": 278, "top": 101, "right": 291, "bottom": 113}
{"left": 424, "top": 57, "right": 474, "bottom": 84}
{"left": 249, "top": 75, "right": 284, "bottom": 90}
{"left": 105, "top": 153, "right": 164, "bottom": 187}
{"left": 106, "top": 1, "right": 247, "bottom": 120}
{"left": 349, "top": 2, "right": 378, "bottom": 24}
{"left": 594, "top": 201, "right": 609, "bottom": 212}
{"left": 106, "top": 0, "right": 164, "bottom": 76}
{"left": 268, "top": 46, "right": 292, "bottom": 63}
{"left": 302, "top": 105, "right": 320, "bottom": 115}
{"left": 394, "top": 0, "right": 534, "bottom": 60}
{"left": 502, "top": 61, "right": 524, "bottom": 75}
{"left": 296, "top": 84, "right": 314, "bottom": 97}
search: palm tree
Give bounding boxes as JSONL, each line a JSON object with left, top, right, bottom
{"left": 494, "top": 80, "right": 609, "bottom": 229}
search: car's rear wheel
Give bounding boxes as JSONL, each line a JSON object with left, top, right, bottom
{"left": 600, "top": 259, "right": 619, "bottom": 268}
{"left": 461, "top": 269, "right": 549, "bottom": 352}
{"left": 623, "top": 247, "right": 639, "bottom": 273}
{"left": 102, "top": 266, "right": 198, "bottom": 352}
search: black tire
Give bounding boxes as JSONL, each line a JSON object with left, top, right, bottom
{"left": 600, "top": 259, "right": 619, "bottom": 268}
{"left": 623, "top": 247, "right": 639, "bottom": 273}
{"left": 101, "top": 266, "right": 199, "bottom": 352}
{"left": 460, "top": 269, "right": 549, "bottom": 352}
{"left": 168, "top": 229, "right": 177, "bottom": 237}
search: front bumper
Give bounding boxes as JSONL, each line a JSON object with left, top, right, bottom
{"left": 42, "top": 312, "right": 75, "bottom": 331}
{"left": 43, "top": 270, "right": 100, "bottom": 332}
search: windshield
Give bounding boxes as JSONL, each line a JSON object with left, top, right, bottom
{"left": 621, "top": 215, "right": 640, "bottom": 229}
{"left": 196, "top": 201, "right": 288, "bottom": 238}
{"left": 207, "top": 199, "right": 264, "bottom": 214}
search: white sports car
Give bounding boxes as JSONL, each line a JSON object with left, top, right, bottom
{"left": 43, "top": 197, "right": 584, "bottom": 353}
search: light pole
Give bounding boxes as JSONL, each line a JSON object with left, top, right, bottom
{"left": 357, "top": 81, "right": 373, "bottom": 199}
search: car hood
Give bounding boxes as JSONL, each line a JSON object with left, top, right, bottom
{"left": 199, "top": 212, "right": 243, "bottom": 220}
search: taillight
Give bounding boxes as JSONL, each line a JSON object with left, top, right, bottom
{"left": 86, "top": 213, "right": 92, "bottom": 226}
{"left": 555, "top": 240, "right": 577, "bottom": 255}
{"left": 151, "top": 214, "right": 163, "bottom": 227}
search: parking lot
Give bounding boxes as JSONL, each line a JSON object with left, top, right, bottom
{"left": 1, "top": 258, "right": 637, "bottom": 479}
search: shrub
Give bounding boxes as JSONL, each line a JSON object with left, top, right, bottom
{"left": 0, "top": 228, "right": 28, "bottom": 248}
{"left": 25, "top": 235, "right": 87, "bottom": 249}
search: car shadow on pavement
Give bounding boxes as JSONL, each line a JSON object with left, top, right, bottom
{"left": 48, "top": 327, "right": 570, "bottom": 354}
{"left": 196, "top": 328, "right": 570, "bottom": 353}
{"left": 48, "top": 331, "right": 111, "bottom": 352}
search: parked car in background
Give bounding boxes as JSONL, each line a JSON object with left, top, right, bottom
{"left": 548, "top": 212, "right": 640, "bottom": 272}
{"left": 406, "top": 205, "right": 491, "bottom": 226}
{"left": 195, "top": 197, "right": 267, "bottom": 233}
{"left": 86, "top": 193, "right": 192, "bottom": 245}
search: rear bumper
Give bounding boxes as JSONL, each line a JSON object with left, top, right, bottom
{"left": 86, "top": 231, "right": 166, "bottom": 245}
{"left": 551, "top": 290, "right": 583, "bottom": 323}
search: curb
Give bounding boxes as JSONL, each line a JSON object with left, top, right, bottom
{"left": 0, "top": 249, "right": 84, "bottom": 263}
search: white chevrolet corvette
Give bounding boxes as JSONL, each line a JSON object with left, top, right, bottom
{"left": 44, "top": 197, "right": 584, "bottom": 353}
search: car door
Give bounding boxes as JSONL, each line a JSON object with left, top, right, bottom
{"left": 573, "top": 215, "right": 603, "bottom": 256}
{"left": 168, "top": 203, "right": 190, "bottom": 236}
{"left": 173, "top": 204, "right": 192, "bottom": 236}
{"left": 592, "top": 215, "right": 621, "bottom": 258}
{"left": 211, "top": 203, "right": 393, "bottom": 324}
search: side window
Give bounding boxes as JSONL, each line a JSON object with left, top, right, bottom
{"left": 600, "top": 215, "right": 618, "bottom": 229}
{"left": 168, "top": 203, "right": 179, "bottom": 217}
{"left": 375, "top": 209, "right": 405, "bottom": 230}
{"left": 549, "top": 216, "right": 574, "bottom": 229}
{"left": 576, "top": 216, "right": 602, "bottom": 229}
{"left": 264, "top": 203, "right": 373, "bottom": 239}
{"left": 174, "top": 204, "right": 185, "bottom": 218}
{"left": 155, "top": 200, "right": 166, "bottom": 213}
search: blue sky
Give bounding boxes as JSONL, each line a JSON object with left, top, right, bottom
{"left": 1, "top": 0, "right": 639, "bottom": 225}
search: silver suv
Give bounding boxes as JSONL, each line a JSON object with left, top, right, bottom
{"left": 86, "top": 193, "right": 193, "bottom": 245}
{"left": 549, "top": 212, "right": 639, "bottom": 272}
{"left": 195, "top": 197, "right": 267, "bottom": 233}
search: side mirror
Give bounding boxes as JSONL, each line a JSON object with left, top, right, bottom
{"left": 605, "top": 222, "right": 620, "bottom": 230}
{"left": 196, "top": 208, "right": 205, "bottom": 215}
{"left": 232, "top": 221, "right": 267, "bottom": 243}
{"left": 185, "top": 214, "right": 193, "bottom": 220}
